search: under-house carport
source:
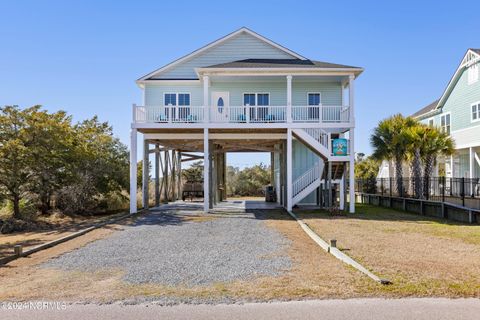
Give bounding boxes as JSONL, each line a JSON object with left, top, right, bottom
{"left": 137, "top": 129, "right": 286, "bottom": 211}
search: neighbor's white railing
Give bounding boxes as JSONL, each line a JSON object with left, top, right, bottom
{"left": 292, "top": 162, "right": 321, "bottom": 197}
{"left": 134, "top": 105, "right": 349, "bottom": 124}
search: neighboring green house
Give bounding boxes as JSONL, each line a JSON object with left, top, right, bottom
{"left": 411, "top": 49, "right": 480, "bottom": 179}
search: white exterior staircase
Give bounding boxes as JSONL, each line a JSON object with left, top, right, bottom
{"left": 292, "top": 161, "right": 325, "bottom": 206}
{"left": 292, "top": 128, "right": 331, "bottom": 160}
{"left": 290, "top": 128, "right": 331, "bottom": 206}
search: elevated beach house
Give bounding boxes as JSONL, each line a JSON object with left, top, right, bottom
{"left": 129, "top": 28, "right": 362, "bottom": 213}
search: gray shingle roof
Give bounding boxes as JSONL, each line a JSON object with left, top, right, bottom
{"left": 411, "top": 99, "right": 439, "bottom": 118}
{"left": 204, "top": 59, "right": 360, "bottom": 69}
{"left": 471, "top": 48, "right": 480, "bottom": 54}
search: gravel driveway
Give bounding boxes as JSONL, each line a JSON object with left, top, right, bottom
{"left": 42, "top": 208, "right": 291, "bottom": 287}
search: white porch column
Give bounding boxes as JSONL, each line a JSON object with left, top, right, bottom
{"left": 348, "top": 74, "right": 355, "bottom": 124}
{"left": 203, "top": 128, "right": 210, "bottom": 212}
{"left": 450, "top": 155, "right": 454, "bottom": 178}
{"left": 339, "top": 174, "right": 345, "bottom": 210}
{"left": 129, "top": 129, "right": 138, "bottom": 214}
{"left": 203, "top": 75, "right": 210, "bottom": 123}
{"left": 286, "top": 129, "right": 293, "bottom": 211}
{"left": 348, "top": 74, "right": 356, "bottom": 213}
{"left": 177, "top": 152, "right": 182, "bottom": 201}
{"left": 142, "top": 139, "right": 149, "bottom": 209}
{"left": 469, "top": 147, "right": 474, "bottom": 179}
{"left": 286, "top": 75, "right": 292, "bottom": 123}
{"left": 155, "top": 144, "right": 160, "bottom": 207}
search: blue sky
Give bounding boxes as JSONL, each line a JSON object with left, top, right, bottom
{"left": 1, "top": 0, "right": 478, "bottom": 168}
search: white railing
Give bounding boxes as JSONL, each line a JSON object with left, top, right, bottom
{"left": 135, "top": 106, "right": 205, "bottom": 123}
{"left": 292, "top": 105, "right": 350, "bottom": 123}
{"left": 303, "top": 128, "right": 330, "bottom": 150}
{"left": 134, "top": 105, "right": 349, "bottom": 124}
{"left": 292, "top": 162, "right": 321, "bottom": 197}
{"left": 209, "top": 106, "right": 287, "bottom": 123}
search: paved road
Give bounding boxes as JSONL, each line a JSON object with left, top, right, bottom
{"left": 1, "top": 298, "right": 479, "bottom": 320}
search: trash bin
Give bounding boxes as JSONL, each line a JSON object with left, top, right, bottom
{"left": 265, "top": 185, "right": 276, "bottom": 202}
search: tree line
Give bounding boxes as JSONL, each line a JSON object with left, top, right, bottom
{"left": 0, "top": 105, "right": 129, "bottom": 219}
{"left": 182, "top": 161, "right": 271, "bottom": 197}
{"left": 369, "top": 113, "right": 454, "bottom": 197}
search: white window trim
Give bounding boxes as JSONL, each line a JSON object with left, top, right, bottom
{"left": 242, "top": 92, "right": 271, "bottom": 106}
{"left": 468, "top": 63, "right": 479, "bottom": 85}
{"left": 427, "top": 117, "right": 435, "bottom": 127}
{"left": 440, "top": 112, "right": 452, "bottom": 135}
{"left": 307, "top": 92, "right": 322, "bottom": 106}
{"left": 163, "top": 92, "right": 191, "bottom": 106}
{"left": 471, "top": 101, "right": 480, "bottom": 123}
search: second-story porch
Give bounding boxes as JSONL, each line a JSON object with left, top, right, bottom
{"left": 134, "top": 71, "right": 357, "bottom": 129}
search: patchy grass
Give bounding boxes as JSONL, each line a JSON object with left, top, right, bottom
{"left": 2, "top": 205, "right": 478, "bottom": 302}
{"left": 0, "top": 211, "right": 127, "bottom": 258}
{"left": 296, "top": 204, "right": 480, "bottom": 297}
{"left": 0, "top": 209, "right": 372, "bottom": 302}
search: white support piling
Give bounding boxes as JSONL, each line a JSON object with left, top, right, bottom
{"left": 129, "top": 128, "right": 138, "bottom": 214}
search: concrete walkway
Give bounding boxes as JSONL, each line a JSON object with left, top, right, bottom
{"left": 153, "top": 199, "right": 283, "bottom": 213}
{"left": 1, "top": 299, "right": 479, "bottom": 320}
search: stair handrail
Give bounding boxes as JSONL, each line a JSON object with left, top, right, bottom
{"left": 303, "top": 128, "right": 330, "bottom": 150}
{"left": 292, "top": 161, "right": 321, "bottom": 197}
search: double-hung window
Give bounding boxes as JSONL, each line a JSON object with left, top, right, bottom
{"left": 243, "top": 93, "right": 256, "bottom": 106}
{"left": 164, "top": 93, "right": 177, "bottom": 106}
{"left": 164, "top": 93, "right": 190, "bottom": 120}
{"left": 244, "top": 93, "right": 270, "bottom": 121}
{"left": 308, "top": 93, "right": 321, "bottom": 120}
{"left": 472, "top": 102, "right": 480, "bottom": 122}
{"left": 441, "top": 113, "right": 451, "bottom": 135}
{"left": 428, "top": 118, "right": 434, "bottom": 127}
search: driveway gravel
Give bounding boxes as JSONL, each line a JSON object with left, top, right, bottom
{"left": 42, "top": 208, "right": 291, "bottom": 287}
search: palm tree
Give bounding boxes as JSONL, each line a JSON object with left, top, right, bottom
{"left": 403, "top": 124, "right": 428, "bottom": 198}
{"left": 421, "top": 127, "right": 455, "bottom": 197}
{"left": 371, "top": 114, "right": 417, "bottom": 196}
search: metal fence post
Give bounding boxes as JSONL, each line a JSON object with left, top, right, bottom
{"left": 389, "top": 177, "right": 392, "bottom": 197}
{"left": 442, "top": 176, "right": 445, "bottom": 203}
{"left": 425, "top": 176, "right": 429, "bottom": 200}
{"left": 461, "top": 177, "right": 465, "bottom": 207}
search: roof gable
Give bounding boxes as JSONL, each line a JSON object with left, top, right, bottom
{"left": 435, "top": 49, "right": 480, "bottom": 109}
{"left": 138, "top": 28, "right": 305, "bottom": 81}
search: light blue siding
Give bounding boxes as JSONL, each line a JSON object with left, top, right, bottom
{"left": 144, "top": 81, "right": 343, "bottom": 107}
{"left": 423, "top": 63, "right": 480, "bottom": 131}
{"left": 145, "top": 84, "right": 203, "bottom": 106}
{"left": 210, "top": 82, "right": 286, "bottom": 105}
{"left": 293, "top": 140, "right": 320, "bottom": 204}
{"left": 153, "top": 31, "right": 296, "bottom": 79}
{"left": 292, "top": 82, "right": 343, "bottom": 106}
{"left": 441, "top": 66, "right": 480, "bottom": 131}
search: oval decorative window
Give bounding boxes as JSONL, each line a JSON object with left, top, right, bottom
{"left": 217, "top": 97, "right": 224, "bottom": 113}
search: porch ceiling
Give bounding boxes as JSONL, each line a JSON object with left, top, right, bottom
{"left": 146, "top": 138, "right": 282, "bottom": 153}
